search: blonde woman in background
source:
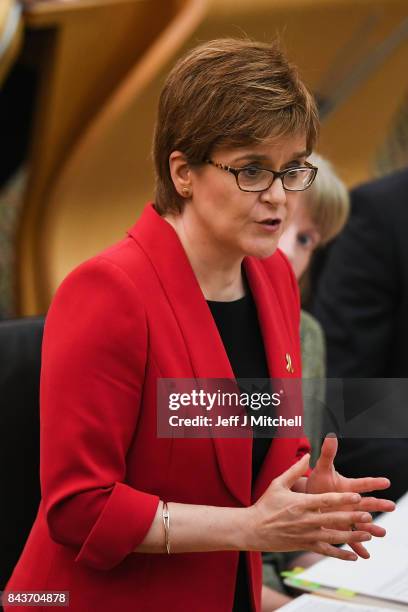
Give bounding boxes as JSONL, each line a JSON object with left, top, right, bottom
{"left": 262, "top": 153, "right": 351, "bottom": 610}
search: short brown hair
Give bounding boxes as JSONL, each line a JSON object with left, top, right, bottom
{"left": 153, "top": 38, "right": 319, "bottom": 215}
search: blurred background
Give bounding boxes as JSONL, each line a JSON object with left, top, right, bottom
{"left": 1, "top": 0, "right": 408, "bottom": 317}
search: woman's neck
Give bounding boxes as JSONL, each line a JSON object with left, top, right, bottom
{"left": 163, "top": 211, "right": 246, "bottom": 301}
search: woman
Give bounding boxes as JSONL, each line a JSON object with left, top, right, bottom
{"left": 4, "top": 39, "right": 393, "bottom": 612}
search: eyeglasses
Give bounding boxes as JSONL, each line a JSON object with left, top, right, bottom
{"left": 205, "top": 159, "right": 318, "bottom": 192}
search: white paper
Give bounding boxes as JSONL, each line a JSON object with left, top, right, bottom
{"left": 281, "top": 594, "right": 398, "bottom": 612}
{"left": 293, "top": 493, "right": 408, "bottom": 605}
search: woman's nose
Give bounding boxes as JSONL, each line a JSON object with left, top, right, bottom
{"left": 259, "top": 177, "right": 287, "bottom": 207}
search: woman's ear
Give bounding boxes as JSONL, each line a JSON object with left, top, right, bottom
{"left": 169, "top": 151, "right": 192, "bottom": 198}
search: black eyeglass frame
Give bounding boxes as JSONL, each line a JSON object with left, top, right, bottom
{"left": 205, "top": 159, "right": 318, "bottom": 192}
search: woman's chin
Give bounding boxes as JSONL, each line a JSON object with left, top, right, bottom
{"left": 243, "top": 239, "right": 279, "bottom": 260}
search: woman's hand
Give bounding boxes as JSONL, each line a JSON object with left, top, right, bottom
{"left": 305, "top": 434, "right": 396, "bottom": 558}
{"left": 246, "top": 453, "right": 374, "bottom": 561}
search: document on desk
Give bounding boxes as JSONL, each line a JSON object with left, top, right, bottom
{"left": 281, "top": 594, "right": 398, "bottom": 612}
{"left": 289, "top": 493, "right": 408, "bottom": 605}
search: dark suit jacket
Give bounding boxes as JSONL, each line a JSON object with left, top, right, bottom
{"left": 312, "top": 169, "right": 408, "bottom": 501}
{"left": 5, "top": 204, "right": 309, "bottom": 612}
{"left": 314, "top": 168, "right": 408, "bottom": 377}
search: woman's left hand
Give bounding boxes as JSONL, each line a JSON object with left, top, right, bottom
{"left": 304, "top": 434, "right": 395, "bottom": 559}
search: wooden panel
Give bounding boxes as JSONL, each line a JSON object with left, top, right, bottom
{"left": 16, "top": 0, "right": 179, "bottom": 313}
{"left": 17, "top": 0, "right": 408, "bottom": 313}
{"left": 0, "top": 0, "right": 23, "bottom": 85}
{"left": 39, "top": 0, "right": 206, "bottom": 309}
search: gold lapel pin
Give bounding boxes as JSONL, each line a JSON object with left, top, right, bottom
{"left": 285, "top": 353, "right": 294, "bottom": 374}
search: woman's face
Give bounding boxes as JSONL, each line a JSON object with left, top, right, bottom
{"left": 278, "top": 194, "right": 321, "bottom": 280}
{"left": 180, "top": 133, "right": 309, "bottom": 261}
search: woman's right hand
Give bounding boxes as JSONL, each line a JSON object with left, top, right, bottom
{"left": 245, "top": 453, "right": 373, "bottom": 561}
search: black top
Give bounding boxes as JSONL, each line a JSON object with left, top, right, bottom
{"left": 207, "top": 292, "right": 271, "bottom": 612}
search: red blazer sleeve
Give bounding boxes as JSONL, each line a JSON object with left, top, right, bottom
{"left": 40, "top": 257, "right": 159, "bottom": 570}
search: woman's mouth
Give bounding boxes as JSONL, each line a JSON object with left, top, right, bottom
{"left": 256, "top": 218, "right": 282, "bottom": 232}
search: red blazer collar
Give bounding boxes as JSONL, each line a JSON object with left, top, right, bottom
{"left": 128, "top": 203, "right": 298, "bottom": 505}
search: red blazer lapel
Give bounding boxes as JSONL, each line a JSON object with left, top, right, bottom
{"left": 244, "top": 256, "right": 304, "bottom": 501}
{"left": 128, "top": 204, "right": 252, "bottom": 506}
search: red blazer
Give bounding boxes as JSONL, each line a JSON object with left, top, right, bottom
{"left": 5, "top": 204, "right": 309, "bottom": 612}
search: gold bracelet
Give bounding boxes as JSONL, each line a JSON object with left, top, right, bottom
{"left": 162, "top": 501, "right": 170, "bottom": 554}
